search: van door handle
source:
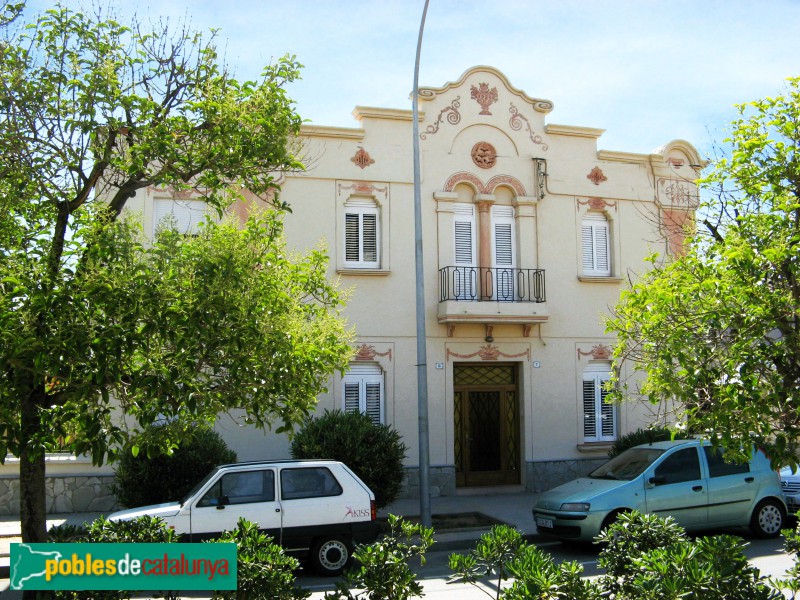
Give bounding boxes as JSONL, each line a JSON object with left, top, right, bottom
{"left": 692, "top": 485, "right": 703, "bottom": 492}
{"left": 745, "top": 477, "right": 754, "bottom": 483}
{"left": 216, "top": 505, "right": 225, "bottom": 510}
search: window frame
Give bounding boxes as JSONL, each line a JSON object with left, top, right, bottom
{"left": 581, "top": 212, "right": 611, "bottom": 277}
{"left": 581, "top": 363, "right": 617, "bottom": 443}
{"left": 342, "top": 362, "right": 384, "bottom": 425}
{"left": 153, "top": 198, "right": 210, "bottom": 237}
{"left": 343, "top": 201, "right": 381, "bottom": 269}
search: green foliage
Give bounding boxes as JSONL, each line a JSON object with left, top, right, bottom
{"left": 290, "top": 410, "right": 406, "bottom": 509}
{"left": 112, "top": 425, "right": 236, "bottom": 508}
{"left": 49, "top": 515, "right": 180, "bottom": 600}
{"left": 325, "top": 514, "right": 433, "bottom": 600}
{"left": 597, "top": 511, "right": 779, "bottom": 600}
{"left": 607, "top": 77, "right": 800, "bottom": 468}
{"left": 607, "top": 427, "right": 691, "bottom": 458}
{"left": 209, "top": 518, "right": 309, "bottom": 600}
{"left": 0, "top": 3, "right": 354, "bottom": 542}
{"left": 449, "top": 525, "right": 600, "bottom": 600}
{"left": 772, "top": 519, "right": 800, "bottom": 598}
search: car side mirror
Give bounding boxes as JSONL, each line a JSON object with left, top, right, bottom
{"left": 216, "top": 495, "right": 230, "bottom": 508}
{"left": 648, "top": 475, "right": 666, "bottom": 486}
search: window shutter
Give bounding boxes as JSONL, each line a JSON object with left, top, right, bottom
{"left": 582, "top": 365, "right": 615, "bottom": 442}
{"left": 345, "top": 213, "right": 360, "bottom": 262}
{"left": 362, "top": 213, "right": 377, "bottom": 262}
{"left": 342, "top": 362, "right": 384, "bottom": 425}
{"left": 581, "top": 213, "right": 611, "bottom": 276}
{"left": 583, "top": 379, "right": 597, "bottom": 438}
{"left": 153, "top": 199, "right": 208, "bottom": 236}
{"left": 344, "top": 382, "right": 360, "bottom": 414}
{"left": 343, "top": 203, "right": 380, "bottom": 268}
{"left": 365, "top": 382, "right": 382, "bottom": 425}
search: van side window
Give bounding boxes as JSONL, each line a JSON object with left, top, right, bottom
{"left": 281, "top": 467, "right": 343, "bottom": 500}
{"left": 703, "top": 446, "right": 750, "bottom": 477}
{"left": 654, "top": 448, "right": 701, "bottom": 485}
{"left": 197, "top": 470, "right": 275, "bottom": 507}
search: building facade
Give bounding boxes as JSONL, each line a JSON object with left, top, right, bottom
{"left": 0, "top": 66, "right": 702, "bottom": 512}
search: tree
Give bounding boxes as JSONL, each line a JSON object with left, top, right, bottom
{"left": 606, "top": 77, "right": 800, "bottom": 468}
{"left": 0, "top": 3, "right": 353, "bottom": 547}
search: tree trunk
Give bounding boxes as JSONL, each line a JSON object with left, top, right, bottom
{"left": 19, "top": 392, "right": 48, "bottom": 544}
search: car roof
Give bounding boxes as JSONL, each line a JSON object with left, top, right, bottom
{"left": 632, "top": 439, "right": 699, "bottom": 451}
{"left": 216, "top": 459, "right": 340, "bottom": 469}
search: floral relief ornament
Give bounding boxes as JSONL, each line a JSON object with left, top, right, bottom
{"left": 587, "top": 167, "right": 607, "bottom": 186}
{"left": 470, "top": 83, "right": 498, "bottom": 115}
{"left": 471, "top": 142, "right": 497, "bottom": 169}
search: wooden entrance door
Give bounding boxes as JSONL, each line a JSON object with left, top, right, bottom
{"left": 454, "top": 363, "right": 520, "bottom": 487}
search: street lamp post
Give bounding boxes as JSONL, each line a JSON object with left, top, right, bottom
{"left": 412, "top": 0, "right": 432, "bottom": 528}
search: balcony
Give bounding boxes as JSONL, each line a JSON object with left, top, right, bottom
{"left": 438, "top": 266, "right": 549, "bottom": 328}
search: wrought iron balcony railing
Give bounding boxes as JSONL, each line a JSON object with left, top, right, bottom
{"left": 439, "top": 266, "right": 546, "bottom": 303}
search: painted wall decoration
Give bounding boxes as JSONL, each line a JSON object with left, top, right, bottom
{"left": 508, "top": 103, "right": 548, "bottom": 151}
{"left": 420, "top": 96, "right": 462, "bottom": 140}
{"left": 351, "top": 147, "right": 375, "bottom": 169}
{"left": 470, "top": 83, "right": 498, "bottom": 115}
{"left": 447, "top": 345, "right": 531, "bottom": 362}
{"left": 587, "top": 167, "right": 608, "bottom": 186}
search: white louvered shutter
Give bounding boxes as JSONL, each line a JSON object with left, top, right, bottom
{"left": 343, "top": 202, "right": 380, "bottom": 268}
{"left": 491, "top": 206, "right": 516, "bottom": 301}
{"left": 453, "top": 204, "right": 476, "bottom": 300}
{"left": 581, "top": 213, "right": 611, "bottom": 276}
{"left": 582, "top": 365, "right": 616, "bottom": 442}
{"left": 342, "top": 363, "right": 384, "bottom": 425}
{"left": 153, "top": 199, "right": 208, "bottom": 236}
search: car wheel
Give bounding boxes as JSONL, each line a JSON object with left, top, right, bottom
{"left": 310, "top": 536, "right": 352, "bottom": 576}
{"left": 750, "top": 499, "right": 786, "bottom": 538}
{"left": 599, "top": 510, "right": 627, "bottom": 535}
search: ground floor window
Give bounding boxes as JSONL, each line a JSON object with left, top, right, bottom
{"left": 342, "top": 362, "right": 383, "bottom": 425}
{"left": 582, "top": 363, "right": 616, "bottom": 442}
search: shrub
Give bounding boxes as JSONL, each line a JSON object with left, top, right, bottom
{"left": 325, "top": 514, "right": 433, "bottom": 600}
{"left": 290, "top": 410, "right": 406, "bottom": 508}
{"left": 210, "top": 518, "right": 309, "bottom": 600}
{"left": 449, "top": 524, "right": 601, "bottom": 600}
{"left": 607, "top": 427, "right": 691, "bottom": 459}
{"left": 598, "top": 511, "right": 780, "bottom": 600}
{"left": 50, "top": 515, "right": 179, "bottom": 600}
{"left": 113, "top": 425, "right": 236, "bottom": 508}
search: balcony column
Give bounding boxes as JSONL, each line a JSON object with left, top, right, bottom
{"left": 514, "top": 196, "right": 539, "bottom": 268}
{"left": 476, "top": 196, "right": 495, "bottom": 300}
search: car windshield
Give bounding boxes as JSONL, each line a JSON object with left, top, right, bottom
{"left": 589, "top": 447, "right": 665, "bottom": 480}
{"left": 181, "top": 467, "right": 221, "bottom": 505}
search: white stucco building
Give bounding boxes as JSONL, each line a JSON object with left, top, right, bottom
{"left": 0, "top": 66, "right": 702, "bottom": 512}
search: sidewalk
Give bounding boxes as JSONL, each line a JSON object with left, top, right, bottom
{"left": 0, "top": 490, "right": 541, "bottom": 574}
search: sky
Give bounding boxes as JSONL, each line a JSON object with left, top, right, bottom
{"left": 21, "top": 0, "right": 800, "bottom": 157}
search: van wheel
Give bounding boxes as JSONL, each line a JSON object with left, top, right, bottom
{"left": 310, "top": 536, "right": 352, "bottom": 576}
{"left": 750, "top": 499, "right": 786, "bottom": 538}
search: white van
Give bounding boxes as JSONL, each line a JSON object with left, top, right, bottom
{"left": 108, "top": 459, "right": 378, "bottom": 575}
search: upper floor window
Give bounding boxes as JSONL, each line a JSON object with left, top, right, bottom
{"left": 343, "top": 200, "right": 380, "bottom": 269}
{"left": 582, "top": 363, "right": 616, "bottom": 443}
{"left": 153, "top": 198, "right": 209, "bottom": 237}
{"left": 342, "top": 362, "right": 384, "bottom": 425}
{"left": 581, "top": 212, "right": 611, "bottom": 276}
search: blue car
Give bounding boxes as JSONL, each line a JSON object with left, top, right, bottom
{"left": 533, "top": 439, "right": 786, "bottom": 542}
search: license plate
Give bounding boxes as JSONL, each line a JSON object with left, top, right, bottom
{"left": 536, "top": 517, "right": 554, "bottom": 529}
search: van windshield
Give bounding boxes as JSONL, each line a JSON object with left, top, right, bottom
{"left": 589, "top": 447, "right": 665, "bottom": 480}
{"left": 182, "top": 468, "right": 221, "bottom": 505}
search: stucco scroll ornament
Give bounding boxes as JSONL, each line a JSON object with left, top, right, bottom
{"left": 446, "top": 345, "right": 531, "bottom": 362}
{"left": 420, "top": 96, "right": 461, "bottom": 140}
{"left": 470, "top": 83, "right": 498, "bottom": 115}
{"left": 508, "top": 103, "right": 548, "bottom": 151}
